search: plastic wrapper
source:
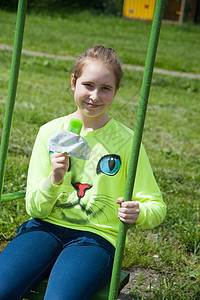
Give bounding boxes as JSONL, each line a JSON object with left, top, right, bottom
{"left": 47, "top": 129, "right": 91, "bottom": 160}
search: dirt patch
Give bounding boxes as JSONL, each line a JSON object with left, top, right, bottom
{"left": 0, "top": 241, "right": 9, "bottom": 253}
{"left": 1, "top": 44, "right": 200, "bottom": 80}
{"left": 118, "top": 267, "right": 160, "bottom": 299}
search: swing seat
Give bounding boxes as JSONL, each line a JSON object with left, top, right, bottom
{"left": 23, "top": 270, "right": 129, "bottom": 300}
{"left": 1, "top": 192, "right": 130, "bottom": 300}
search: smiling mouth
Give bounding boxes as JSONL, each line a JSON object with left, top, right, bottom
{"left": 85, "top": 102, "right": 101, "bottom": 108}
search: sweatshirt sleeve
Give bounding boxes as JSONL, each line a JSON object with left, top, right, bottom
{"left": 133, "top": 144, "right": 166, "bottom": 229}
{"left": 26, "top": 127, "right": 62, "bottom": 219}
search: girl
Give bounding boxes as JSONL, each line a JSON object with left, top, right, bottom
{"left": 0, "top": 46, "right": 166, "bottom": 300}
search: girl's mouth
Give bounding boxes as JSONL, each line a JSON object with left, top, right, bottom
{"left": 86, "top": 102, "right": 101, "bottom": 108}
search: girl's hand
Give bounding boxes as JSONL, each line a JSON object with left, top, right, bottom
{"left": 50, "top": 153, "right": 69, "bottom": 185}
{"left": 116, "top": 197, "right": 140, "bottom": 224}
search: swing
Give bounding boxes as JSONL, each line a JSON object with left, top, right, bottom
{"left": 0, "top": 0, "right": 165, "bottom": 299}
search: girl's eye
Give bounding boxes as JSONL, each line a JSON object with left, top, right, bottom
{"left": 102, "top": 86, "right": 111, "bottom": 91}
{"left": 83, "top": 83, "right": 93, "bottom": 88}
{"left": 96, "top": 155, "right": 121, "bottom": 176}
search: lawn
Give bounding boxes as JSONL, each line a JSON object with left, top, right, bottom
{"left": 0, "top": 8, "right": 200, "bottom": 299}
{"left": 0, "top": 9, "right": 200, "bottom": 73}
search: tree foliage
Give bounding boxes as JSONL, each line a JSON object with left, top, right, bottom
{"left": 0, "top": 0, "right": 123, "bottom": 16}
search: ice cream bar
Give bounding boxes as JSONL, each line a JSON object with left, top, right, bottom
{"left": 67, "top": 118, "right": 83, "bottom": 134}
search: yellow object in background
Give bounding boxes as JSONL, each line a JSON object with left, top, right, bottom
{"left": 123, "top": 0, "right": 156, "bottom": 20}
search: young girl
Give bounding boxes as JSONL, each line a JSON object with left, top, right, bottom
{"left": 0, "top": 46, "right": 166, "bottom": 300}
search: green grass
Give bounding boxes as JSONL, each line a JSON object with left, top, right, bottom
{"left": 0, "top": 9, "right": 200, "bottom": 299}
{"left": 0, "top": 9, "right": 200, "bottom": 73}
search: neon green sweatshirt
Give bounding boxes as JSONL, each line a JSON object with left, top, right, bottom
{"left": 26, "top": 117, "right": 166, "bottom": 247}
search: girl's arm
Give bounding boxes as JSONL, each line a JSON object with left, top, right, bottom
{"left": 117, "top": 144, "right": 166, "bottom": 228}
{"left": 26, "top": 127, "right": 65, "bottom": 219}
{"left": 50, "top": 152, "right": 69, "bottom": 185}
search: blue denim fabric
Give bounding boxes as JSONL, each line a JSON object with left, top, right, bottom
{"left": 0, "top": 218, "right": 115, "bottom": 300}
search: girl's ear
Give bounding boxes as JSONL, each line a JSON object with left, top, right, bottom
{"left": 71, "top": 74, "right": 76, "bottom": 91}
{"left": 114, "top": 85, "right": 120, "bottom": 97}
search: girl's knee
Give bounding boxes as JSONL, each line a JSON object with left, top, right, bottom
{"left": 0, "top": 282, "right": 18, "bottom": 300}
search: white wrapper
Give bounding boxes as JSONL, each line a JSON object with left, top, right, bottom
{"left": 47, "top": 129, "right": 91, "bottom": 160}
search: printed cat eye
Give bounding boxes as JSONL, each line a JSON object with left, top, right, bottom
{"left": 96, "top": 155, "right": 121, "bottom": 176}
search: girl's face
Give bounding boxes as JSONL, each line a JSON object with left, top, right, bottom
{"left": 71, "top": 60, "right": 118, "bottom": 121}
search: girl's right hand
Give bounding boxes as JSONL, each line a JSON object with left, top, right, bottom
{"left": 50, "top": 152, "right": 69, "bottom": 185}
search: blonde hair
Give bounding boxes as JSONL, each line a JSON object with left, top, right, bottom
{"left": 72, "top": 46, "right": 124, "bottom": 89}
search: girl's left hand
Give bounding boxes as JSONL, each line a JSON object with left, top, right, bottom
{"left": 116, "top": 197, "right": 140, "bottom": 224}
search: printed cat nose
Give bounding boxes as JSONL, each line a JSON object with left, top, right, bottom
{"left": 72, "top": 182, "right": 92, "bottom": 199}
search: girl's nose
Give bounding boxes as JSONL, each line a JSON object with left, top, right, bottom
{"left": 90, "top": 89, "right": 99, "bottom": 102}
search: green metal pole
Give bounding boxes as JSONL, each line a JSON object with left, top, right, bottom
{"left": 0, "top": 191, "right": 26, "bottom": 203}
{"left": 0, "top": 0, "right": 28, "bottom": 198}
{"left": 108, "top": 1, "right": 165, "bottom": 299}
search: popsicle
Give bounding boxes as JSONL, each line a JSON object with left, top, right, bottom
{"left": 49, "top": 118, "right": 83, "bottom": 156}
{"left": 67, "top": 118, "right": 83, "bottom": 135}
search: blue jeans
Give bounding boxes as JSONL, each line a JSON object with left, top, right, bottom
{"left": 0, "top": 218, "right": 115, "bottom": 300}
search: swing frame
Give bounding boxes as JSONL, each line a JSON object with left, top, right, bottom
{"left": 0, "top": 0, "right": 165, "bottom": 299}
